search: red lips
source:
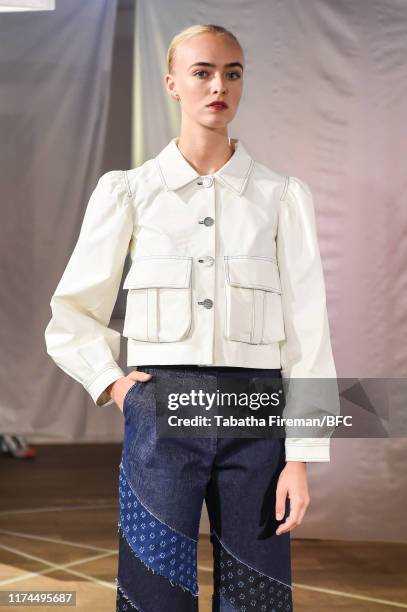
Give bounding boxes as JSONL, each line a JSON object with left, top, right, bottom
{"left": 207, "top": 100, "right": 228, "bottom": 109}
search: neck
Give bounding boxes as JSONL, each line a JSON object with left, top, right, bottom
{"left": 176, "top": 127, "right": 235, "bottom": 175}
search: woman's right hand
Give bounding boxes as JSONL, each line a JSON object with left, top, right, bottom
{"left": 107, "top": 370, "right": 153, "bottom": 413}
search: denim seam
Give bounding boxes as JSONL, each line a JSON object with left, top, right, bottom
{"left": 116, "top": 578, "right": 144, "bottom": 611}
{"left": 211, "top": 529, "right": 292, "bottom": 590}
{"left": 119, "top": 461, "right": 199, "bottom": 543}
{"left": 117, "top": 522, "right": 199, "bottom": 597}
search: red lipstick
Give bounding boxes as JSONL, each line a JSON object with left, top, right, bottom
{"left": 206, "top": 100, "right": 228, "bottom": 110}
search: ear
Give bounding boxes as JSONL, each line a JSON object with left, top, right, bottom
{"left": 164, "top": 73, "right": 177, "bottom": 99}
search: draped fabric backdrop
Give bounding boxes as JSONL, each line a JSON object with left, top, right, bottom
{"left": 0, "top": 0, "right": 406, "bottom": 542}
{"left": 0, "top": 0, "right": 122, "bottom": 441}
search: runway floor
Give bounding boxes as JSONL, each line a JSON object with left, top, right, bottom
{"left": 0, "top": 444, "right": 406, "bottom": 611}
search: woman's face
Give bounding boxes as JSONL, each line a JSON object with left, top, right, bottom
{"left": 166, "top": 33, "right": 244, "bottom": 130}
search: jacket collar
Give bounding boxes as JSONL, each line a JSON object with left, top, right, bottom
{"left": 156, "top": 137, "right": 254, "bottom": 196}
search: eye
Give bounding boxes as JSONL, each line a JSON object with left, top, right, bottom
{"left": 226, "top": 71, "right": 242, "bottom": 80}
{"left": 194, "top": 70, "right": 209, "bottom": 78}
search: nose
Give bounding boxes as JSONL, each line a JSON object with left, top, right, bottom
{"left": 211, "top": 73, "right": 228, "bottom": 95}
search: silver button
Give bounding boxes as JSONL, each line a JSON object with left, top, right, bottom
{"left": 199, "top": 216, "right": 214, "bottom": 226}
{"left": 198, "top": 298, "right": 213, "bottom": 309}
{"left": 197, "top": 176, "right": 213, "bottom": 188}
{"left": 198, "top": 256, "right": 215, "bottom": 266}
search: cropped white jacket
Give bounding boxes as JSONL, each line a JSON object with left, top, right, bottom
{"left": 44, "top": 137, "right": 340, "bottom": 462}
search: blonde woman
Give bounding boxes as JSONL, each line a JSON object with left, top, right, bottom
{"left": 45, "top": 23, "right": 338, "bottom": 612}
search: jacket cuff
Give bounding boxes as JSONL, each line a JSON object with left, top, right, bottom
{"left": 84, "top": 364, "right": 125, "bottom": 407}
{"left": 285, "top": 439, "right": 330, "bottom": 462}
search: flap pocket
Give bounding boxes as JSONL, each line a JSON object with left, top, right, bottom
{"left": 122, "top": 255, "right": 193, "bottom": 342}
{"left": 223, "top": 255, "right": 285, "bottom": 344}
{"left": 224, "top": 256, "right": 281, "bottom": 293}
{"left": 123, "top": 255, "right": 192, "bottom": 289}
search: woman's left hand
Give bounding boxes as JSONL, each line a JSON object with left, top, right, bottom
{"left": 275, "top": 461, "right": 310, "bottom": 535}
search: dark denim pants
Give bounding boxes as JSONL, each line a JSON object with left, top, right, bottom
{"left": 116, "top": 365, "right": 293, "bottom": 612}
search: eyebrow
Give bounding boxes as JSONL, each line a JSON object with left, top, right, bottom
{"left": 188, "top": 61, "right": 244, "bottom": 71}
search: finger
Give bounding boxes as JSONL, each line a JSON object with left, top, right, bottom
{"left": 277, "top": 495, "right": 308, "bottom": 534}
{"left": 129, "top": 370, "right": 152, "bottom": 382}
{"left": 136, "top": 371, "right": 153, "bottom": 381}
{"left": 296, "top": 497, "right": 310, "bottom": 525}
{"left": 275, "top": 485, "right": 288, "bottom": 521}
{"left": 276, "top": 514, "right": 297, "bottom": 535}
{"left": 276, "top": 502, "right": 300, "bottom": 535}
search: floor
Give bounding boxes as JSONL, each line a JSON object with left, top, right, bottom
{"left": 0, "top": 444, "right": 406, "bottom": 611}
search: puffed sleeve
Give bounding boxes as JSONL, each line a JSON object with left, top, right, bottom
{"left": 276, "top": 176, "right": 340, "bottom": 462}
{"left": 44, "top": 170, "right": 133, "bottom": 407}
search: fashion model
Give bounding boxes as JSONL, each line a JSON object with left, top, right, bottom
{"left": 44, "top": 23, "right": 339, "bottom": 612}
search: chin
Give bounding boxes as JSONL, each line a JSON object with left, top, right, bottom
{"left": 202, "top": 115, "right": 230, "bottom": 127}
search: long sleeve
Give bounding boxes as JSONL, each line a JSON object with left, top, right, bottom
{"left": 276, "top": 176, "right": 340, "bottom": 462}
{"left": 44, "top": 170, "right": 133, "bottom": 407}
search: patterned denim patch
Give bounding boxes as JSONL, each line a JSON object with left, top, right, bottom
{"left": 212, "top": 531, "right": 293, "bottom": 611}
{"left": 116, "top": 526, "right": 199, "bottom": 612}
{"left": 118, "top": 461, "right": 199, "bottom": 596}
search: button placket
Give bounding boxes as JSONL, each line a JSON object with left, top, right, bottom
{"left": 195, "top": 174, "right": 216, "bottom": 362}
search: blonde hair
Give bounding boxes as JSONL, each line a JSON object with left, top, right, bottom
{"left": 167, "top": 24, "right": 243, "bottom": 74}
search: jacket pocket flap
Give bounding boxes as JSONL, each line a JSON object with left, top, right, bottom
{"left": 123, "top": 255, "right": 192, "bottom": 289}
{"left": 224, "top": 256, "right": 281, "bottom": 293}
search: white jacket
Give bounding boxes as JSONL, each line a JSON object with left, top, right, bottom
{"left": 44, "top": 137, "right": 340, "bottom": 462}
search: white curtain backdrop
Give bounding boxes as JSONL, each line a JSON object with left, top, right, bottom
{"left": 0, "top": 0, "right": 406, "bottom": 542}
{"left": 0, "top": 0, "right": 120, "bottom": 439}
{"left": 131, "top": 0, "right": 407, "bottom": 543}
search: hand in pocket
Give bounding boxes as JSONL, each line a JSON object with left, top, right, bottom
{"left": 107, "top": 370, "right": 153, "bottom": 413}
